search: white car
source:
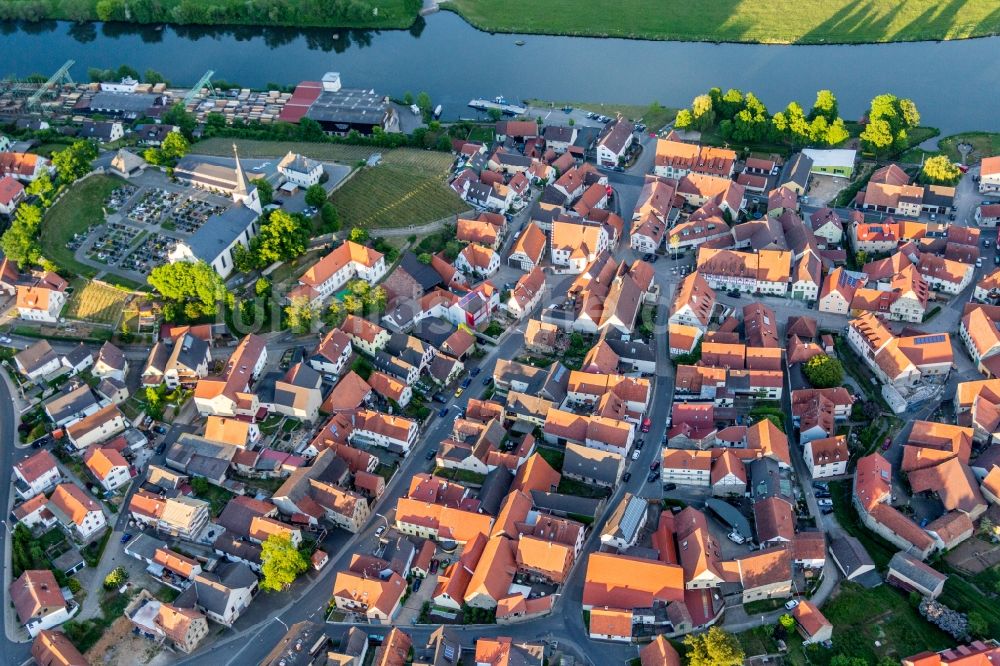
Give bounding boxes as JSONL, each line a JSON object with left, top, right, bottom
{"left": 374, "top": 525, "right": 386, "bottom": 537}
{"left": 817, "top": 499, "right": 833, "bottom": 508}
{"left": 727, "top": 531, "right": 746, "bottom": 544}
{"left": 631, "top": 449, "right": 641, "bottom": 461}
{"left": 784, "top": 599, "right": 799, "bottom": 610}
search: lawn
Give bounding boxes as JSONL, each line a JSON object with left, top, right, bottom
{"left": 330, "top": 165, "right": 470, "bottom": 230}
{"left": 937, "top": 571, "right": 1000, "bottom": 639}
{"left": 445, "top": 0, "right": 1000, "bottom": 44}
{"left": 816, "top": 582, "right": 952, "bottom": 664}
{"left": 41, "top": 174, "right": 125, "bottom": 278}
{"left": 193, "top": 139, "right": 457, "bottom": 177}
{"left": 536, "top": 446, "right": 564, "bottom": 471}
{"left": 905, "top": 132, "right": 1000, "bottom": 164}
{"left": 62, "top": 279, "right": 131, "bottom": 325}
{"left": 557, "top": 476, "right": 610, "bottom": 499}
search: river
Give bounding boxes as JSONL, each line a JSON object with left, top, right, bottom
{"left": 1, "top": 12, "right": 998, "bottom": 137}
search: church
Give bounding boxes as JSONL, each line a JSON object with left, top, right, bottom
{"left": 167, "top": 146, "right": 263, "bottom": 279}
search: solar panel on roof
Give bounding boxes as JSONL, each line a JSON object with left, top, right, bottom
{"left": 913, "top": 334, "right": 946, "bottom": 345}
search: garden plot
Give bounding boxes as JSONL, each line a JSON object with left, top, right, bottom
{"left": 127, "top": 188, "right": 184, "bottom": 225}
{"left": 118, "top": 233, "right": 176, "bottom": 276}
{"left": 87, "top": 221, "right": 142, "bottom": 267}
{"left": 63, "top": 279, "right": 130, "bottom": 325}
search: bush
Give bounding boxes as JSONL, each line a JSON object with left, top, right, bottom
{"left": 103, "top": 566, "right": 129, "bottom": 590}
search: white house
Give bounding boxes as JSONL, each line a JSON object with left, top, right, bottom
{"left": 277, "top": 151, "right": 324, "bottom": 188}
{"left": 308, "top": 328, "right": 353, "bottom": 377}
{"left": 289, "top": 240, "right": 386, "bottom": 305}
{"left": 10, "top": 570, "right": 76, "bottom": 637}
{"left": 980, "top": 156, "right": 1000, "bottom": 195}
{"left": 65, "top": 405, "right": 128, "bottom": 451}
{"left": 595, "top": 117, "right": 635, "bottom": 168}
{"left": 16, "top": 282, "right": 67, "bottom": 323}
{"left": 84, "top": 447, "right": 132, "bottom": 492}
{"left": 349, "top": 410, "right": 419, "bottom": 455}
{"left": 0, "top": 175, "right": 25, "bottom": 216}
{"left": 455, "top": 243, "right": 500, "bottom": 278}
{"left": 13, "top": 450, "right": 61, "bottom": 501}
{"left": 803, "top": 436, "right": 849, "bottom": 479}
{"left": 48, "top": 483, "right": 107, "bottom": 540}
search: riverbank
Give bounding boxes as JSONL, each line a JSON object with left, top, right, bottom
{"left": 444, "top": 0, "right": 1000, "bottom": 45}
{"left": 0, "top": 0, "right": 421, "bottom": 29}
{"left": 522, "top": 99, "right": 677, "bottom": 130}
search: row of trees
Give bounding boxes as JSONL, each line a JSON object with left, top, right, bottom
{"left": 858, "top": 93, "right": 921, "bottom": 155}
{"left": 0, "top": 140, "right": 98, "bottom": 269}
{"left": 674, "top": 88, "right": 850, "bottom": 147}
{"left": 86, "top": 63, "right": 168, "bottom": 86}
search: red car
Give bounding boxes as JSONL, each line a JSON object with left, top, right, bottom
{"left": 641, "top": 418, "right": 651, "bottom": 433}
{"left": 881, "top": 437, "right": 891, "bottom": 451}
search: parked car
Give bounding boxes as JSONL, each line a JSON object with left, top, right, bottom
{"left": 821, "top": 508, "right": 834, "bottom": 515}
{"left": 649, "top": 461, "right": 660, "bottom": 472}
{"left": 482, "top": 376, "right": 494, "bottom": 386}
{"left": 438, "top": 407, "right": 449, "bottom": 417}
{"left": 635, "top": 439, "right": 644, "bottom": 450}
{"left": 461, "top": 378, "right": 472, "bottom": 389}
{"left": 641, "top": 418, "right": 651, "bottom": 433}
{"left": 375, "top": 525, "right": 386, "bottom": 537}
{"left": 727, "top": 531, "right": 746, "bottom": 544}
{"left": 454, "top": 388, "right": 464, "bottom": 398}
{"left": 425, "top": 449, "right": 437, "bottom": 460}
{"left": 817, "top": 499, "right": 833, "bottom": 508}
{"left": 412, "top": 578, "right": 422, "bottom": 592}
{"left": 155, "top": 442, "right": 166, "bottom": 455}
{"left": 632, "top": 449, "right": 641, "bottom": 461}
{"left": 470, "top": 367, "right": 481, "bottom": 377}
{"left": 120, "top": 533, "right": 133, "bottom": 544}
{"left": 784, "top": 599, "right": 799, "bottom": 610}
{"left": 431, "top": 393, "right": 447, "bottom": 404}
{"left": 881, "top": 437, "right": 892, "bottom": 451}
{"left": 647, "top": 471, "right": 659, "bottom": 482}
{"left": 663, "top": 482, "right": 677, "bottom": 491}
{"left": 429, "top": 559, "right": 439, "bottom": 574}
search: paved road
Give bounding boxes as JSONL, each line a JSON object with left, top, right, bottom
{"left": 0, "top": 370, "right": 35, "bottom": 663}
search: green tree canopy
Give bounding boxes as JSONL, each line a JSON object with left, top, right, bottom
{"left": 691, "top": 94, "right": 716, "bottom": 131}
{"left": 349, "top": 227, "right": 370, "bottom": 244}
{"left": 305, "top": 184, "right": 327, "bottom": 208}
{"left": 52, "top": 140, "right": 97, "bottom": 183}
{"left": 830, "top": 657, "right": 869, "bottom": 666}
{"left": 803, "top": 355, "right": 844, "bottom": 388}
{"left": 862, "top": 94, "right": 920, "bottom": 154}
{"left": 253, "top": 210, "right": 309, "bottom": 266}
{"left": 778, "top": 613, "right": 796, "bottom": 629}
{"left": 147, "top": 261, "right": 228, "bottom": 321}
{"left": 920, "top": 155, "right": 962, "bottom": 185}
{"left": 284, "top": 295, "right": 321, "bottom": 332}
{"left": 684, "top": 627, "right": 744, "bottom": 666}
{"left": 260, "top": 534, "right": 308, "bottom": 592}
{"left": 673, "top": 108, "right": 693, "bottom": 130}
{"left": 809, "top": 89, "right": 839, "bottom": 122}
{"left": 0, "top": 203, "right": 43, "bottom": 268}
{"left": 320, "top": 203, "right": 340, "bottom": 233}
{"left": 162, "top": 102, "right": 197, "bottom": 139}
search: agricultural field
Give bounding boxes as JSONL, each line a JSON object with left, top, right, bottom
{"left": 62, "top": 279, "right": 131, "bottom": 326}
{"left": 330, "top": 165, "right": 470, "bottom": 230}
{"left": 446, "top": 0, "right": 1000, "bottom": 44}
{"left": 41, "top": 175, "right": 125, "bottom": 279}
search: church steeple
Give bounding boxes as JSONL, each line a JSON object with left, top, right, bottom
{"left": 231, "top": 143, "right": 262, "bottom": 214}
{"left": 233, "top": 143, "right": 249, "bottom": 196}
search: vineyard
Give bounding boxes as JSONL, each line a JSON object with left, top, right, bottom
{"left": 63, "top": 279, "right": 130, "bottom": 325}
{"left": 331, "top": 165, "right": 470, "bottom": 230}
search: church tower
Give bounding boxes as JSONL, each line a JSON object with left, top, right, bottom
{"left": 231, "top": 143, "right": 262, "bottom": 215}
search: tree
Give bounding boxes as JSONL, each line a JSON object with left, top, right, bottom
{"left": 147, "top": 261, "right": 228, "bottom": 320}
{"left": 403, "top": 91, "right": 414, "bottom": 105}
{"left": 349, "top": 227, "right": 370, "bottom": 244}
{"left": 860, "top": 118, "right": 894, "bottom": 154}
{"left": 718, "top": 88, "right": 744, "bottom": 120}
{"left": 253, "top": 210, "right": 308, "bottom": 266}
{"left": 921, "top": 155, "right": 962, "bottom": 185}
{"left": 325, "top": 300, "right": 346, "bottom": 328}
{"left": 25, "top": 172, "right": 54, "bottom": 207}
{"left": 51, "top": 140, "right": 97, "bottom": 183}
{"left": 0, "top": 203, "right": 43, "bottom": 268}
{"left": 260, "top": 534, "right": 308, "bottom": 592}
{"left": 283, "top": 295, "right": 321, "bottom": 332}
{"left": 319, "top": 203, "right": 340, "bottom": 233}
{"left": 363, "top": 286, "right": 387, "bottom": 314}
{"left": 443, "top": 240, "right": 462, "bottom": 261}
{"left": 144, "top": 69, "right": 168, "bottom": 85}
{"left": 673, "top": 108, "right": 693, "bottom": 130}
{"left": 162, "top": 102, "right": 197, "bottom": 139}
{"left": 416, "top": 91, "right": 432, "bottom": 117}
{"left": 254, "top": 277, "right": 271, "bottom": 297}
{"left": 978, "top": 516, "right": 995, "bottom": 538}
{"left": 824, "top": 117, "right": 850, "bottom": 146}
{"left": 254, "top": 178, "right": 274, "bottom": 207}
{"left": 809, "top": 89, "right": 838, "bottom": 122}
{"left": 305, "top": 184, "right": 327, "bottom": 208}
{"left": 160, "top": 131, "right": 190, "bottom": 163}
{"left": 418, "top": 252, "right": 433, "bottom": 264}
{"left": 803, "top": 355, "right": 844, "bottom": 388}
{"left": 684, "top": 626, "right": 744, "bottom": 666}
{"left": 778, "top": 613, "right": 796, "bottom": 630}
{"left": 691, "top": 94, "right": 715, "bottom": 131}
{"left": 342, "top": 293, "right": 363, "bottom": 314}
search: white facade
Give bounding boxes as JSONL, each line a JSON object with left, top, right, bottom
{"left": 278, "top": 152, "right": 324, "bottom": 188}
{"left": 17, "top": 289, "right": 66, "bottom": 323}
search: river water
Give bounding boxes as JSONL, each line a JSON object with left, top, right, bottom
{"left": 1, "top": 12, "right": 998, "bottom": 136}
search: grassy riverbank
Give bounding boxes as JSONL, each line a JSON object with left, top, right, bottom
{"left": 902, "top": 131, "right": 1000, "bottom": 163}
{"left": 445, "top": 0, "right": 1000, "bottom": 44}
{"left": 523, "top": 99, "right": 677, "bottom": 130}
{"left": 0, "top": 0, "right": 420, "bottom": 29}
